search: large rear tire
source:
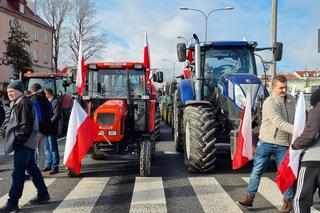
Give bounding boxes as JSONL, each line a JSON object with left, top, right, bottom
{"left": 140, "top": 140, "right": 151, "bottom": 176}
{"left": 183, "top": 105, "right": 217, "bottom": 173}
{"left": 173, "top": 91, "right": 183, "bottom": 153}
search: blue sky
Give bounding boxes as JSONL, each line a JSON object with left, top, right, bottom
{"left": 91, "top": 0, "right": 320, "bottom": 78}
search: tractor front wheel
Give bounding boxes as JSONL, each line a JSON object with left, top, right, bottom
{"left": 140, "top": 140, "right": 151, "bottom": 176}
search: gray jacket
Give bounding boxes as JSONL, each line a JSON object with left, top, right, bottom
{"left": 5, "top": 96, "right": 39, "bottom": 154}
{"left": 259, "top": 93, "right": 295, "bottom": 147}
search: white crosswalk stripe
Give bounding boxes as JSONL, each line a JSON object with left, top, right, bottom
{"left": 0, "top": 178, "right": 56, "bottom": 208}
{"left": 130, "top": 177, "right": 167, "bottom": 213}
{"left": 242, "top": 177, "right": 320, "bottom": 213}
{"left": 189, "top": 177, "right": 243, "bottom": 213}
{"left": 53, "top": 177, "right": 110, "bottom": 213}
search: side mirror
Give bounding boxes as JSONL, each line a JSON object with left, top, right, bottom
{"left": 273, "top": 42, "right": 283, "bottom": 61}
{"left": 154, "top": 71, "right": 163, "bottom": 83}
{"left": 177, "top": 43, "right": 186, "bottom": 62}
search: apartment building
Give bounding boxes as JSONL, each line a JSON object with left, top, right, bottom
{"left": 0, "top": 0, "right": 53, "bottom": 88}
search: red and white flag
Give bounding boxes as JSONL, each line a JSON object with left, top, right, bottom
{"left": 76, "top": 38, "right": 86, "bottom": 96}
{"left": 275, "top": 92, "right": 305, "bottom": 193}
{"left": 144, "top": 32, "right": 151, "bottom": 81}
{"left": 63, "top": 100, "right": 100, "bottom": 175}
{"left": 232, "top": 93, "right": 253, "bottom": 169}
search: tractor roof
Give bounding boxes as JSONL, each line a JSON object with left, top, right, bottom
{"left": 188, "top": 41, "right": 257, "bottom": 49}
{"left": 24, "top": 72, "right": 67, "bottom": 78}
{"left": 86, "top": 62, "right": 146, "bottom": 69}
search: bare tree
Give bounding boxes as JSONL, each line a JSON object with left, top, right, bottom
{"left": 39, "top": 0, "right": 72, "bottom": 72}
{"left": 68, "top": 0, "right": 108, "bottom": 63}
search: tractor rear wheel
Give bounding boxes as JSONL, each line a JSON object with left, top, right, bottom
{"left": 140, "top": 140, "right": 151, "bottom": 176}
{"left": 183, "top": 105, "right": 217, "bottom": 173}
{"left": 173, "top": 92, "right": 183, "bottom": 153}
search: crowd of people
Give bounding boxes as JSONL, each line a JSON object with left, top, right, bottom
{"left": 0, "top": 80, "right": 62, "bottom": 212}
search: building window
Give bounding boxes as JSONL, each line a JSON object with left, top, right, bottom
{"left": 33, "top": 50, "right": 39, "bottom": 62}
{"left": 44, "top": 33, "right": 48, "bottom": 44}
{"left": 22, "top": 26, "right": 28, "bottom": 33}
{"left": 34, "top": 30, "right": 39, "bottom": 41}
{"left": 44, "top": 53, "right": 49, "bottom": 64}
{"left": 19, "top": 3, "right": 25, "bottom": 13}
{"left": 8, "top": 20, "right": 17, "bottom": 29}
{"left": 303, "top": 73, "right": 308, "bottom": 77}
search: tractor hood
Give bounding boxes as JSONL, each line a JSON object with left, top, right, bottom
{"left": 218, "top": 73, "right": 266, "bottom": 110}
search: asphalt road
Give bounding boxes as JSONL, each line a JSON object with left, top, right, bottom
{"left": 1, "top": 123, "right": 320, "bottom": 213}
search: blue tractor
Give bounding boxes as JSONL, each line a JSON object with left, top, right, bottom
{"left": 174, "top": 34, "right": 283, "bottom": 172}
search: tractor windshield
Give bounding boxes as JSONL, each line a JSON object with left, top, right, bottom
{"left": 87, "top": 69, "right": 145, "bottom": 99}
{"left": 26, "top": 78, "right": 65, "bottom": 96}
{"left": 204, "top": 46, "right": 255, "bottom": 80}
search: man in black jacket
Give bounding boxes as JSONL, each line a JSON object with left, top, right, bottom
{"left": 43, "top": 88, "right": 61, "bottom": 174}
{"left": 0, "top": 80, "right": 50, "bottom": 212}
{"left": 292, "top": 88, "right": 320, "bottom": 213}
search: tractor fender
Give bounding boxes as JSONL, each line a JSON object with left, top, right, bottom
{"left": 185, "top": 100, "right": 211, "bottom": 108}
{"left": 179, "top": 80, "right": 195, "bottom": 104}
{"left": 61, "top": 93, "right": 73, "bottom": 109}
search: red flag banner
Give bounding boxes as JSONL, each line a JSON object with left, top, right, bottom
{"left": 63, "top": 100, "right": 100, "bottom": 175}
{"left": 76, "top": 39, "right": 86, "bottom": 96}
{"left": 232, "top": 93, "right": 253, "bottom": 169}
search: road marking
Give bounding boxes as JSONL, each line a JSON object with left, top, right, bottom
{"left": 0, "top": 178, "right": 3, "bottom": 181}
{"left": 164, "top": 151, "right": 180, "bottom": 155}
{"left": 189, "top": 177, "right": 243, "bottom": 213}
{"left": 130, "top": 177, "right": 167, "bottom": 213}
{"left": 58, "top": 137, "right": 66, "bottom": 142}
{"left": 0, "top": 178, "right": 56, "bottom": 207}
{"left": 53, "top": 177, "right": 109, "bottom": 213}
{"left": 242, "top": 177, "right": 320, "bottom": 212}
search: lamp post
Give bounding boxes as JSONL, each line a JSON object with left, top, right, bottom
{"left": 180, "top": 6, "right": 234, "bottom": 42}
{"left": 162, "top": 59, "right": 178, "bottom": 78}
{"left": 177, "top": 36, "right": 188, "bottom": 43}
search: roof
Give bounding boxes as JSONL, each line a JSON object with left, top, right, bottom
{"left": 294, "top": 70, "right": 320, "bottom": 78}
{"left": 24, "top": 72, "right": 67, "bottom": 78}
{"left": 86, "top": 62, "right": 146, "bottom": 69}
{"left": 0, "top": 0, "right": 52, "bottom": 30}
{"left": 188, "top": 41, "right": 257, "bottom": 49}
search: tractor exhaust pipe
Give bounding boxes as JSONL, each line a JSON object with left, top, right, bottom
{"left": 193, "top": 34, "right": 201, "bottom": 101}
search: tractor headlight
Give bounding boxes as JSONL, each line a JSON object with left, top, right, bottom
{"left": 234, "top": 84, "right": 246, "bottom": 109}
{"left": 107, "top": 130, "right": 117, "bottom": 136}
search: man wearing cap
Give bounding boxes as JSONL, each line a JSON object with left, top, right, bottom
{"left": 292, "top": 88, "right": 320, "bottom": 213}
{"left": 0, "top": 80, "right": 50, "bottom": 212}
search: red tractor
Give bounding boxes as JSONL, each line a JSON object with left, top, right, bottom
{"left": 82, "top": 62, "right": 163, "bottom": 176}
{"left": 23, "top": 71, "right": 75, "bottom": 136}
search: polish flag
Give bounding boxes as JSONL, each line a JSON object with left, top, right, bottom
{"left": 232, "top": 93, "right": 253, "bottom": 169}
{"left": 76, "top": 38, "right": 86, "bottom": 96}
{"left": 275, "top": 92, "right": 305, "bottom": 193}
{"left": 63, "top": 100, "right": 100, "bottom": 175}
{"left": 144, "top": 32, "right": 150, "bottom": 80}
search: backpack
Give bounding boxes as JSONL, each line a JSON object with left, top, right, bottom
{"left": 32, "top": 91, "right": 52, "bottom": 135}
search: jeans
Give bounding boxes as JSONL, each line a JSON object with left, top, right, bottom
{"left": 8, "top": 144, "right": 49, "bottom": 207}
{"left": 45, "top": 135, "right": 60, "bottom": 169}
{"left": 247, "top": 140, "right": 294, "bottom": 200}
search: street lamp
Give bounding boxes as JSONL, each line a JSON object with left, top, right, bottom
{"left": 179, "top": 6, "right": 234, "bottom": 42}
{"left": 162, "top": 59, "right": 178, "bottom": 78}
{"left": 177, "top": 36, "right": 188, "bottom": 43}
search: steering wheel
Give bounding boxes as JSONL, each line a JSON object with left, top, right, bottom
{"left": 218, "top": 64, "right": 235, "bottom": 70}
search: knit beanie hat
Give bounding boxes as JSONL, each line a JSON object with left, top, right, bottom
{"left": 310, "top": 88, "right": 320, "bottom": 107}
{"left": 7, "top": 80, "right": 24, "bottom": 93}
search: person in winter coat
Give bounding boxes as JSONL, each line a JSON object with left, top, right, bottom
{"left": 0, "top": 80, "right": 50, "bottom": 212}
{"left": 292, "top": 88, "right": 320, "bottom": 213}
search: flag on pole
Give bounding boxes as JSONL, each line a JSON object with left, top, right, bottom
{"left": 63, "top": 100, "right": 100, "bottom": 175}
{"left": 144, "top": 32, "right": 151, "bottom": 82}
{"left": 76, "top": 38, "right": 86, "bottom": 96}
{"left": 232, "top": 93, "right": 253, "bottom": 169}
{"left": 275, "top": 92, "right": 306, "bottom": 193}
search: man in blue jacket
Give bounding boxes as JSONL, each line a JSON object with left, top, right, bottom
{"left": 0, "top": 80, "right": 50, "bottom": 212}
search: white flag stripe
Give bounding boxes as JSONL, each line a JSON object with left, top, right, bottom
{"left": 242, "top": 177, "right": 320, "bottom": 212}
{"left": 189, "top": 177, "right": 243, "bottom": 213}
{"left": 130, "top": 177, "right": 167, "bottom": 213}
{"left": 63, "top": 100, "right": 87, "bottom": 165}
{"left": 0, "top": 178, "right": 56, "bottom": 207}
{"left": 53, "top": 177, "right": 109, "bottom": 213}
{"left": 242, "top": 92, "right": 252, "bottom": 159}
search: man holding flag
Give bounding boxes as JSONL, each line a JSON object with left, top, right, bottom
{"left": 237, "top": 75, "right": 295, "bottom": 213}
{"left": 292, "top": 88, "right": 320, "bottom": 213}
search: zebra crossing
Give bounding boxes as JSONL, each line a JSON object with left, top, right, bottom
{"left": 0, "top": 175, "right": 319, "bottom": 212}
